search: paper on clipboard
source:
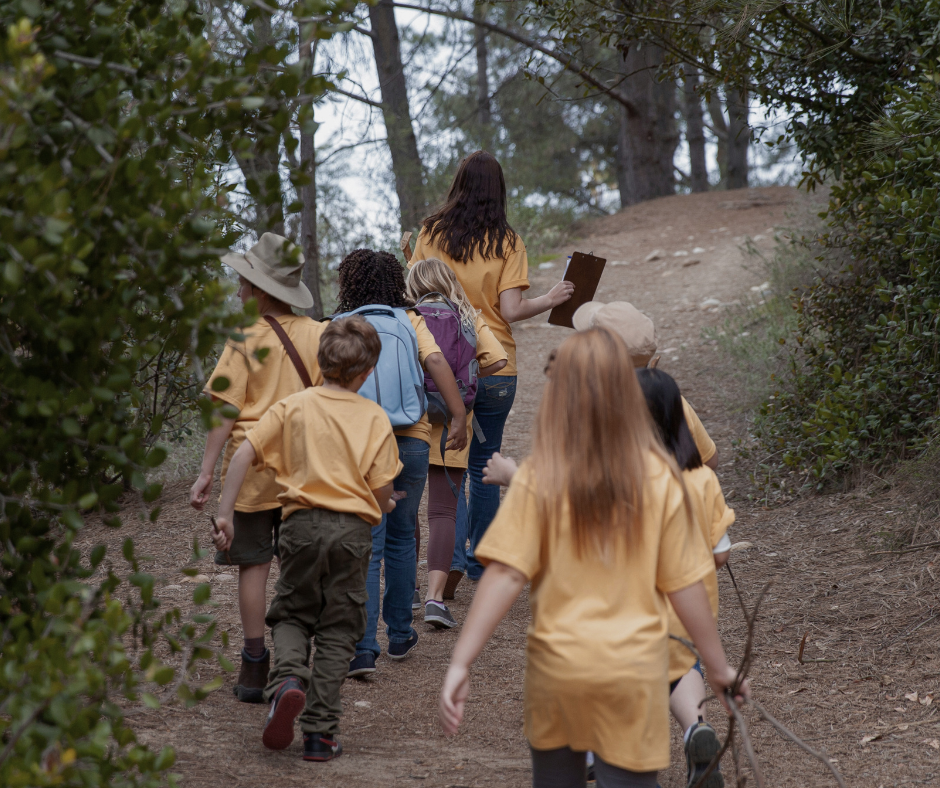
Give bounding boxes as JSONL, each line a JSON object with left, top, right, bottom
{"left": 547, "top": 251, "right": 607, "bottom": 328}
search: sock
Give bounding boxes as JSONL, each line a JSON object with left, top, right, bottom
{"left": 244, "top": 636, "right": 265, "bottom": 659}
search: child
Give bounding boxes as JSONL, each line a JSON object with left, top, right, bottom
{"left": 190, "top": 233, "right": 324, "bottom": 703}
{"left": 440, "top": 328, "right": 748, "bottom": 788}
{"left": 211, "top": 317, "right": 401, "bottom": 761}
{"left": 636, "top": 367, "right": 733, "bottom": 788}
{"left": 405, "top": 258, "right": 508, "bottom": 628}
{"left": 335, "top": 250, "right": 469, "bottom": 678}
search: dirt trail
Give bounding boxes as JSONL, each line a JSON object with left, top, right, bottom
{"left": 87, "top": 186, "right": 940, "bottom": 786}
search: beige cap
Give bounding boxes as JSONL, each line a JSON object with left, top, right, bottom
{"left": 572, "top": 301, "right": 657, "bottom": 366}
{"left": 221, "top": 233, "right": 313, "bottom": 310}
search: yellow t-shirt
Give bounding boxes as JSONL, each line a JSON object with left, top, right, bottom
{"left": 392, "top": 311, "right": 442, "bottom": 447}
{"left": 429, "top": 313, "right": 508, "bottom": 469}
{"left": 411, "top": 228, "right": 529, "bottom": 376}
{"left": 206, "top": 315, "right": 325, "bottom": 513}
{"left": 246, "top": 387, "right": 403, "bottom": 524}
{"left": 682, "top": 396, "right": 716, "bottom": 464}
{"left": 475, "top": 453, "right": 713, "bottom": 772}
{"left": 667, "top": 465, "right": 735, "bottom": 683}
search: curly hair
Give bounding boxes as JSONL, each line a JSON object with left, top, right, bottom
{"left": 336, "top": 248, "right": 412, "bottom": 312}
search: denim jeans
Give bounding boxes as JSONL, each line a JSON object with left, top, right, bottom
{"left": 356, "top": 436, "right": 429, "bottom": 658}
{"left": 451, "top": 375, "right": 517, "bottom": 580}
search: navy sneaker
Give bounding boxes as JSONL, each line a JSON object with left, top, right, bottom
{"left": 262, "top": 677, "right": 306, "bottom": 751}
{"left": 412, "top": 588, "right": 421, "bottom": 610}
{"left": 303, "top": 732, "right": 343, "bottom": 762}
{"left": 686, "top": 720, "right": 723, "bottom": 788}
{"left": 347, "top": 652, "right": 376, "bottom": 679}
{"left": 387, "top": 630, "right": 419, "bottom": 660}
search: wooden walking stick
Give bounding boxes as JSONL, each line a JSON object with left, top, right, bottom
{"left": 210, "top": 515, "right": 232, "bottom": 565}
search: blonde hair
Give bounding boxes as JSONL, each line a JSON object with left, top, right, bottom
{"left": 530, "top": 328, "right": 684, "bottom": 558}
{"left": 405, "top": 258, "right": 477, "bottom": 330}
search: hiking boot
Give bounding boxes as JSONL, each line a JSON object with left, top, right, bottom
{"left": 412, "top": 588, "right": 421, "bottom": 610}
{"left": 233, "top": 647, "right": 269, "bottom": 704}
{"left": 387, "top": 630, "right": 419, "bottom": 660}
{"left": 424, "top": 600, "right": 458, "bottom": 629}
{"left": 443, "top": 569, "right": 463, "bottom": 600}
{"left": 262, "top": 677, "right": 306, "bottom": 751}
{"left": 303, "top": 732, "right": 343, "bottom": 762}
{"left": 686, "top": 720, "right": 723, "bottom": 788}
{"left": 347, "top": 652, "right": 376, "bottom": 679}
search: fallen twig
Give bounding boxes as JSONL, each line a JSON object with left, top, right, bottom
{"left": 727, "top": 694, "right": 766, "bottom": 788}
{"left": 872, "top": 540, "right": 940, "bottom": 556}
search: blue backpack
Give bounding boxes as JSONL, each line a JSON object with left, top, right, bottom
{"left": 329, "top": 305, "right": 427, "bottom": 428}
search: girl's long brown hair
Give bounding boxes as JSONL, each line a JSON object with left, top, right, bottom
{"left": 531, "top": 328, "right": 675, "bottom": 558}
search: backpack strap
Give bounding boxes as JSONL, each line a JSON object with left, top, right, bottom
{"left": 263, "top": 316, "right": 314, "bottom": 388}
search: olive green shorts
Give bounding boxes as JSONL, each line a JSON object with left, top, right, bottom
{"left": 215, "top": 507, "right": 282, "bottom": 566}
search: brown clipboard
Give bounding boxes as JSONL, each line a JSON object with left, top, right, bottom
{"left": 547, "top": 251, "right": 607, "bottom": 328}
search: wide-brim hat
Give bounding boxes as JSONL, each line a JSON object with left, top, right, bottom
{"left": 221, "top": 232, "right": 313, "bottom": 310}
{"left": 572, "top": 300, "right": 657, "bottom": 366}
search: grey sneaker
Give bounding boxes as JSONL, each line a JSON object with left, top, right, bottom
{"left": 686, "top": 720, "right": 723, "bottom": 788}
{"left": 412, "top": 588, "right": 421, "bottom": 610}
{"left": 424, "top": 600, "right": 458, "bottom": 629}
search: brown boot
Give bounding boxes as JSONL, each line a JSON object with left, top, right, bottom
{"left": 234, "top": 648, "right": 269, "bottom": 703}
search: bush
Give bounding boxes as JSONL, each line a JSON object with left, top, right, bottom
{"left": 0, "top": 0, "right": 353, "bottom": 784}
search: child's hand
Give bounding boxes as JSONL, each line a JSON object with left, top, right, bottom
{"left": 190, "top": 472, "right": 213, "bottom": 511}
{"left": 546, "top": 279, "right": 575, "bottom": 308}
{"left": 439, "top": 663, "right": 470, "bottom": 736}
{"left": 446, "top": 413, "right": 468, "bottom": 451}
{"left": 211, "top": 515, "right": 234, "bottom": 551}
{"left": 707, "top": 663, "right": 750, "bottom": 715}
{"left": 483, "top": 452, "right": 518, "bottom": 487}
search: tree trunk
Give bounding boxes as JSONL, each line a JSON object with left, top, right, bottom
{"left": 683, "top": 64, "right": 708, "bottom": 193}
{"left": 474, "top": 3, "right": 492, "bottom": 137}
{"left": 615, "top": 43, "right": 679, "bottom": 207}
{"left": 726, "top": 88, "right": 749, "bottom": 189}
{"left": 368, "top": 0, "right": 425, "bottom": 232}
{"left": 707, "top": 92, "right": 728, "bottom": 186}
{"left": 299, "top": 126, "right": 322, "bottom": 319}
{"left": 234, "top": 13, "right": 285, "bottom": 235}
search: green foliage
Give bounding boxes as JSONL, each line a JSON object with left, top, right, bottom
{"left": 0, "top": 0, "right": 354, "bottom": 783}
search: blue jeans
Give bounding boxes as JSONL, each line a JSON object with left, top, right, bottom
{"left": 357, "top": 436, "right": 429, "bottom": 658}
{"left": 451, "top": 376, "right": 516, "bottom": 580}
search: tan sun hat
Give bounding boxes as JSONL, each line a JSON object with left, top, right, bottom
{"left": 572, "top": 300, "right": 657, "bottom": 366}
{"left": 221, "top": 233, "right": 313, "bottom": 310}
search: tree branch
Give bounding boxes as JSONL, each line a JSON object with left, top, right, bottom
{"left": 389, "top": 2, "right": 638, "bottom": 115}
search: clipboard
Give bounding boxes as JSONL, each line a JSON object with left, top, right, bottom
{"left": 547, "top": 251, "right": 607, "bottom": 328}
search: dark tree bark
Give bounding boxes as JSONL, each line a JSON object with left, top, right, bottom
{"left": 299, "top": 125, "right": 322, "bottom": 319}
{"left": 726, "top": 88, "right": 749, "bottom": 189}
{"left": 474, "top": 3, "right": 492, "bottom": 131}
{"left": 683, "top": 64, "right": 708, "bottom": 192}
{"left": 615, "top": 43, "right": 679, "bottom": 207}
{"left": 368, "top": 0, "right": 425, "bottom": 231}
{"left": 235, "top": 13, "right": 285, "bottom": 235}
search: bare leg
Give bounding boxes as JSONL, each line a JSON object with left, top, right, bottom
{"left": 238, "top": 561, "right": 272, "bottom": 639}
{"left": 669, "top": 667, "right": 708, "bottom": 732}
{"left": 427, "top": 569, "right": 447, "bottom": 602}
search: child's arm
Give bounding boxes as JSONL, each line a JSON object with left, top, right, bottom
{"left": 211, "top": 440, "right": 257, "bottom": 551}
{"left": 498, "top": 281, "right": 574, "bottom": 323}
{"left": 482, "top": 452, "right": 518, "bottom": 487}
{"left": 479, "top": 359, "right": 507, "bottom": 377}
{"left": 425, "top": 352, "right": 468, "bottom": 451}
{"left": 190, "top": 404, "right": 235, "bottom": 510}
{"left": 372, "top": 482, "right": 397, "bottom": 515}
{"left": 668, "top": 580, "right": 750, "bottom": 713}
{"left": 714, "top": 551, "right": 730, "bottom": 569}
{"left": 440, "top": 561, "right": 527, "bottom": 735}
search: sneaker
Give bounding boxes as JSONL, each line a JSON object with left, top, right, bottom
{"left": 347, "top": 652, "right": 376, "bottom": 679}
{"left": 233, "top": 647, "right": 269, "bottom": 704}
{"left": 424, "top": 600, "right": 458, "bottom": 629}
{"left": 387, "top": 630, "right": 419, "bottom": 660}
{"left": 443, "top": 569, "right": 464, "bottom": 600}
{"left": 262, "top": 677, "right": 306, "bottom": 751}
{"left": 412, "top": 588, "right": 421, "bottom": 610}
{"left": 686, "top": 720, "right": 723, "bottom": 788}
{"left": 303, "top": 732, "right": 343, "bottom": 762}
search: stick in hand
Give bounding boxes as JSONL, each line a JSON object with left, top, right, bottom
{"left": 210, "top": 515, "right": 232, "bottom": 565}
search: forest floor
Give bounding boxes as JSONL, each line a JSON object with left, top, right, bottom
{"left": 81, "top": 185, "right": 940, "bottom": 787}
